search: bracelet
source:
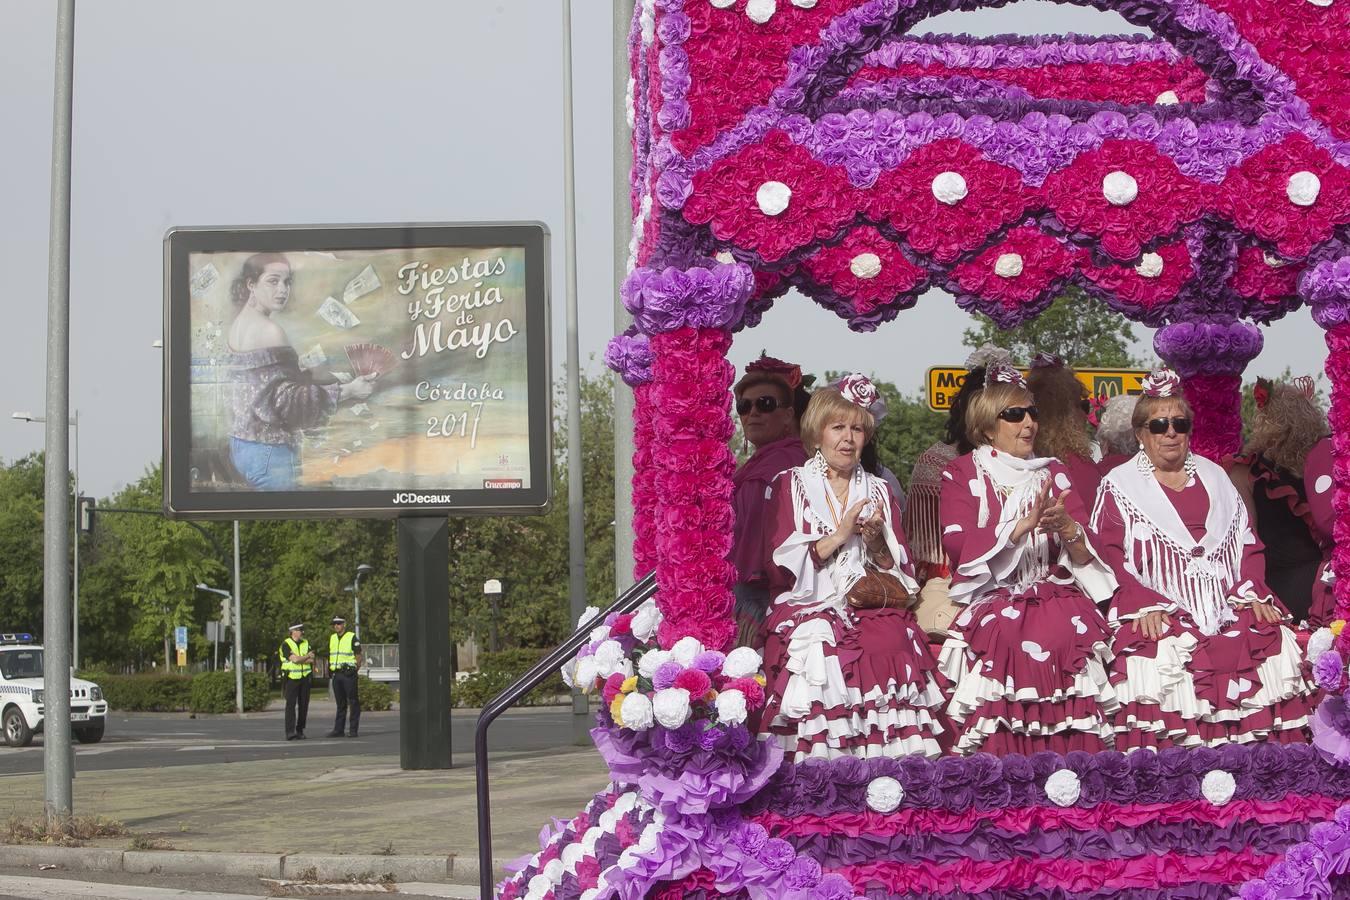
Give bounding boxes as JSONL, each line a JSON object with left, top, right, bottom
{"left": 1063, "top": 523, "right": 1085, "bottom": 544}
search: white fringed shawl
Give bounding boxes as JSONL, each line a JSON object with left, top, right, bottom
{"left": 1090, "top": 451, "right": 1250, "bottom": 636}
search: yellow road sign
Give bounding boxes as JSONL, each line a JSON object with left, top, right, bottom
{"left": 176, "top": 648, "right": 188, "bottom": 667}
{"left": 926, "top": 366, "right": 1151, "bottom": 411}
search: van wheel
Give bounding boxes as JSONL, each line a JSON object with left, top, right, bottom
{"left": 3, "top": 707, "right": 33, "bottom": 747}
{"left": 74, "top": 719, "right": 105, "bottom": 744}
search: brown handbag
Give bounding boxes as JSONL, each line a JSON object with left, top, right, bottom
{"left": 847, "top": 567, "right": 911, "bottom": 610}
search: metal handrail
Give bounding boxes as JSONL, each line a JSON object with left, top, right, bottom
{"left": 474, "top": 571, "right": 657, "bottom": 898}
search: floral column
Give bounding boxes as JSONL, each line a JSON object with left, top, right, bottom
{"left": 617, "top": 262, "right": 755, "bottom": 651}
{"left": 1305, "top": 258, "right": 1350, "bottom": 637}
{"left": 1153, "top": 319, "right": 1263, "bottom": 461}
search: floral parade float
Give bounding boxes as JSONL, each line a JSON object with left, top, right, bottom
{"left": 502, "top": 0, "right": 1350, "bottom": 897}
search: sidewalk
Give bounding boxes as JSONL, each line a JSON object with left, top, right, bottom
{"left": 0, "top": 729, "right": 611, "bottom": 886}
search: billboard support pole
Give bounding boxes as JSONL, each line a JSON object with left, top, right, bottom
{"left": 397, "top": 517, "right": 452, "bottom": 769}
{"left": 613, "top": 0, "right": 637, "bottom": 593}
{"left": 42, "top": 0, "right": 77, "bottom": 827}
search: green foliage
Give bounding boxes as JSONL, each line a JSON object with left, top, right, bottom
{"left": 962, "top": 286, "right": 1145, "bottom": 368}
{"left": 188, "top": 671, "right": 270, "bottom": 713}
{"left": 452, "top": 648, "right": 568, "bottom": 708}
{"left": 0, "top": 454, "right": 51, "bottom": 634}
{"left": 85, "top": 673, "right": 194, "bottom": 712}
{"left": 357, "top": 675, "right": 393, "bottom": 711}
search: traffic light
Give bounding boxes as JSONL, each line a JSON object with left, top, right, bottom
{"left": 219, "top": 596, "right": 232, "bottom": 629}
{"left": 78, "top": 496, "right": 95, "bottom": 535}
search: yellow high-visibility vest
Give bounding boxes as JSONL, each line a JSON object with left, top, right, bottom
{"left": 329, "top": 632, "right": 358, "bottom": 669}
{"left": 280, "top": 638, "right": 311, "bottom": 679}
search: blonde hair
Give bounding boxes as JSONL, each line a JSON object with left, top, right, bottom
{"left": 801, "top": 387, "right": 875, "bottom": 454}
{"left": 1242, "top": 382, "right": 1328, "bottom": 476}
{"left": 965, "top": 383, "right": 1033, "bottom": 447}
{"left": 1027, "top": 364, "right": 1093, "bottom": 462}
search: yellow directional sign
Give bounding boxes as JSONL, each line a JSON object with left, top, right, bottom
{"left": 176, "top": 648, "right": 188, "bottom": 667}
{"left": 926, "top": 366, "right": 1151, "bottom": 412}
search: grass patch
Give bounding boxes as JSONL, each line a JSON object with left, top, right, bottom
{"left": 128, "top": 834, "right": 174, "bottom": 851}
{"left": 3, "top": 813, "right": 127, "bottom": 846}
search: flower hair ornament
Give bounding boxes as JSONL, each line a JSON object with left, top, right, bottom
{"left": 836, "top": 373, "right": 887, "bottom": 423}
{"left": 965, "top": 342, "right": 1014, "bottom": 371}
{"left": 1140, "top": 367, "right": 1182, "bottom": 398}
{"left": 985, "top": 361, "right": 1028, "bottom": 391}
{"left": 1292, "top": 375, "right": 1315, "bottom": 399}
{"left": 745, "top": 354, "right": 804, "bottom": 390}
{"left": 1030, "top": 352, "right": 1065, "bottom": 369}
{"left": 1253, "top": 376, "right": 1273, "bottom": 410}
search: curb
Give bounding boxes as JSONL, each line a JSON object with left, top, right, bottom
{"left": 0, "top": 846, "right": 509, "bottom": 885}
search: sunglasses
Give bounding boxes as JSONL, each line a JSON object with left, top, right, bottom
{"left": 997, "top": 406, "right": 1039, "bottom": 423}
{"left": 737, "top": 396, "right": 784, "bottom": 416}
{"left": 1146, "top": 416, "right": 1192, "bottom": 435}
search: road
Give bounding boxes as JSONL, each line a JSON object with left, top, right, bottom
{"left": 0, "top": 706, "right": 582, "bottom": 776}
{"left": 0, "top": 870, "right": 478, "bottom": 899}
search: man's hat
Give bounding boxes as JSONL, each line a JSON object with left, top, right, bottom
{"left": 288, "top": 622, "right": 305, "bottom": 632}
{"left": 331, "top": 616, "right": 346, "bottom": 625}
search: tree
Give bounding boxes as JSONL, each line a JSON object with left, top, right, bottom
{"left": 0, "top": 454, "right": 47, "bottom": 633}
{"left": 962, "top": 286, "right": 1145, "bottom": 368}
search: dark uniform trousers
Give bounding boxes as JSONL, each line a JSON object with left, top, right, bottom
{"left": 332, "top": 669, "right": 361, "bottom": 736}
{"left": 284, "top": 678, "right": 311, "bottom": 738}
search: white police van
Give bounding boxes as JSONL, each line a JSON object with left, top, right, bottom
{"left": 0, "top": 633, "right": 107, "bottom": 747}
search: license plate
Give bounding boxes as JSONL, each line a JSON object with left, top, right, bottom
{"left": 70, "top": 713, "right": 89, "bottom": 721}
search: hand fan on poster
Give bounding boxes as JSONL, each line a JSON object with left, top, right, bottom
{"left": 345, "top": 342, "right": 397, "bottom": 378}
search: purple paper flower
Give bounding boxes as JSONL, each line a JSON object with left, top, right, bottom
{"left": 757, "top": 837, "right": 796, "bottom": 872}
{"left": 653, "top": 661, "right": 684, "bottom": 691}
{"left": 1315, "top": 651, "right": 1346, "bottom": 692}
{"left": 813, "top": 873, "right": 856, "bottom": 900}
{"left": 604, "top": 333, "right": 654, "bottom": 387}
{"left": 784, "top": 855, "right": 823, "bottom": 890}
{"left": 663, "top": 723, "right": 697, "bottom": 754}
{"left": 692, "top": 650, "right": 726, "bottom": 674}
{"left": 732, "top": 821, "right": 768, "bottom": 856}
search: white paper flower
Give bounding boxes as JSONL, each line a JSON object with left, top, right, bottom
{"left": 574, "top": 657, "right": 599, "bottom": 691}
{"left": 561, "top": 843, "right": 586, "bottom": 873}
{"left": 931, "top": 171, "right": 968, "bottom": 205}
{"left": 617, "top": 847, "right": 641, "bottom": 869}
{"left": 652, "top": 687, "right": 692, "bottom": 728}
{"left": 1102, "top": 170, "right": 1139, "bottom": 206}
{"left": 638, "top": 824, "right": 662, "bottom": 854}
{"left": 1288, "top": 171, "right": 1322, "bottom": 207}
{"left": 625, "top": 77, "right": 636, "bottom": 129}
{"left": 580, "top": 891, "right": 599, "bottom": 900}
{"left": 560, "top": 658, "right": 577, "bottom": 688}
{"left": 1306, "top": 0, "right": 1332, "bottom": 6}
{"left": 670, "top": 636, "right": 705, "bottom": 667}
{"left": 710, "top": 0, "right": 736, "bottom": 7}
{"left": 994, "top": 253, "right": 1024, "bottom": 278}
{"left": 581, "top": 826, "right": 604, "bottom": 853}
{"left": 1045, "top": 769, "right": 1082, "bottom": 807}
{"left": 746, "top": 0, "right": 776, "bottom": 23}
{"left": 631, "top": 601, "right": 662, "bottom": 643}
{"left": 578, "top": 606, "right": 601, "bottom": 629}
{"left": 638, "top": 648, "right": 672, "bottom": 679}
{"left": 1155, "top": 90, "right": 1180, "bottom": 105}
{"left": 619, "top": 691, "right": 655, "bottom": 730}
{"left": 756, "top": 181, "right": 792, "bottom": 216}
{"left": 1263, "top": 251, "right": 1289, "bottom": 268}
{"left": 849, "top": 253, "right": 882, "bottom": 280}
{"left": 592, "top": 640, "right": 627, "bottom": 678}
{"left": 613, "top": 792, "right": 638, "bottom": 814}
{"left": 715, "top": 689, "right": 749, "bottom": 725}
{"left": 590, "top": 625, "right": 612, "bottom": 644}
{"left": 792, "top": 0, "right": 818, "bottom": 6}
{"left": 1202, "top": 769, "right": 1237, "bottom": 806}
{"left": 1309, "top": 627, "right": 1335, "bottom": 662}
{"left": 723, "top": 646, "right": 762, "bottom": 678}
{"left": 527, "top": 873, "right": 553, "bottom": 896}
{"left": 598, "top": 808, "right": 619, "bottom": 831}
{"left": 1135, "top": 252, "right": 1164, "bottom": 279}
{"left": 866, "top": 776, "right": 904, "bottom": 813}
{"left": 542, "top": 858, "right": 566, "bottom": 885}
{"left": 714, "top": 250, "right": 735, "bottom": 265}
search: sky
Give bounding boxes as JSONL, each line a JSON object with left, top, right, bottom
{"left": 0, "top": 0, "right": 1326, "bottom": 497}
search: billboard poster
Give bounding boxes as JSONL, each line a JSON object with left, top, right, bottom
{"left": 164, "top": 224, "right": 551, "bottom": 518}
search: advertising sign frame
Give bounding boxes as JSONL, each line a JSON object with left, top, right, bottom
{"left": 164, "top": 223, "right": 552, "bottom": 520}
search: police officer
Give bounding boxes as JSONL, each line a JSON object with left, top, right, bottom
{"left": 279, "top": 623, "right": 314, "bottom": 740}
{"left": 326, "top": 615, "right": 362, "bottom": 738}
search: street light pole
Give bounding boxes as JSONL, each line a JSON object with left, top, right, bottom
{"left": 483, "top": 579, "right": 502, "bottom": 653}
{"left": 347, "top": 564, "right": 373, "bottom": 640}
{"left": 233, "top": 521, "right": 242, "bottom": 713}
{"left": 12, "top": 411, "right": 80, "bottom": 669}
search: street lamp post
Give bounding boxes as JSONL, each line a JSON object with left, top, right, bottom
{"left": 483, "top": 579, "right": 502, "bottom": 653}
{"left": 344, "top": 564, "right": 373, "bottom": 640}
{"left": 13, "top": 410, "right": 80, "bottom": 669}
{"left": 196, "top": 583, "right": 238, "bottom": 706}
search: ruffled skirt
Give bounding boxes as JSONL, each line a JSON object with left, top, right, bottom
{"left": 1109, "top": 607, "right": 1314, "bottom": 749}
{"left": 938, "top": 583, "right": 1117, "bottom": 755}
{"left": 762, "top": 605, "right": 949, "bottom": 762}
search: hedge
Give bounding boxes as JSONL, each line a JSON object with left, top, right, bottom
{"left": 189, "top": 671, "right": 271, "bottom": 713}
{"left": 358, "top": 675, "right": 394, "bottom": 711}
{"left": 452, "top": 648, "right": 568, "bottom": 709}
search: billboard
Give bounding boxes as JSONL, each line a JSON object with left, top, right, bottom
{"left": 164, "top": 224, "right": 551, "bottom": 519}
{"left": 926, "top": 366, "right": 1150, "bottom": 411}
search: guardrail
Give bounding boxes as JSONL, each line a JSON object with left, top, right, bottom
{"left": 473, "top": 571, "right": 657, "bottom": 898}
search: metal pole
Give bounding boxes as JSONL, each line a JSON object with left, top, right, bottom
{"left": 72, "top": 409, "right": 79, "bottom": 670}
{"left": 562, "top": 0, "right": 589, "bottom": 746}
{"left": 42, "top": 0, "right": 76, "bottom": 825}
{"left": 233, "top": 521, "right": 243, "bottom": 714}
{"left": 613, "top": 0, "right": 637, "bottom": 593}
{"left": 354, "top": 582, "right": 362, "bottom": 641}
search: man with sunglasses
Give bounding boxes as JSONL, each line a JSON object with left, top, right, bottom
{"left": 730, "top": 357, "right": 809, "bottom": 648}
{"left": 1091, "top": 368, "right": 1314, "bottom": 749}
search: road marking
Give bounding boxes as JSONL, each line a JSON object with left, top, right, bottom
{"left": 0, "top": 874, "right": 261, "bottom": 899}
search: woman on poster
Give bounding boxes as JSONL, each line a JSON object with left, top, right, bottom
{"left": 1090, "top": 369, "right": 1314, "bottom": 748}
{"left": 226, "top": 253, "right": 375, "bottom": 489}
{"left": 938, "top": 363, "right": 1119, "bottom": 755}
{"left": 760, "top": 376, "right": 948, "bottom": 761}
